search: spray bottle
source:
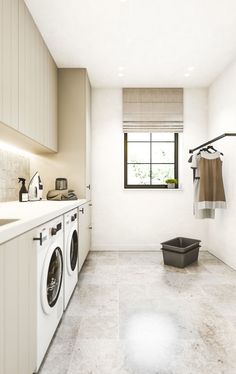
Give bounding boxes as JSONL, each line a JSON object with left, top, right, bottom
{"left": 18, "top": 178, "right": 29, "bottom": 202}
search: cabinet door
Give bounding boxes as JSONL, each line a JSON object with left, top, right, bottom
{"left": 78, "top": 202, "right": 91, "bottom": 271}
{"left": 85, "top": 74, "right": 91, "bottom": 200}
{"left": 0, "top": 230, "right": 37, "bottom": 374}
{"left": 19, "top": 0, "right": 57, "bottom": 151}
{"left": 19, "top": 0, "right": 42, "bottom": 143}
{"left": 46, "top": 51, "right": 58, "bottom": 151}
{"left": 0, "top": 0, "right": 19, "bottom": 129}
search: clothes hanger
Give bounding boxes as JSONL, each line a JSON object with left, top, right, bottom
{"left": 197, "top": 147, "right": 210, "bottom": 155}
{"left": 188, "top": 147, "right": 210, "bottom": 162}
{"left": 206, "top": 145, "right": 224, "bottom": 155}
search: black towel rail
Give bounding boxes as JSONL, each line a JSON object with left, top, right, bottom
{"left": 189, "top": 133, "right": 236, "bottom": 154}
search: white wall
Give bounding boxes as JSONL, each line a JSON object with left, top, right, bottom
{"left": 208, "top": 60, "right": 236, "bottom": 269}
{"left": 91, "top": 88, "right": 208, "bottom": 251}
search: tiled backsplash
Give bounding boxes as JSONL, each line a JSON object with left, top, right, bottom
{"left": 0, "top": 149, "right": 30, "bottom": 202}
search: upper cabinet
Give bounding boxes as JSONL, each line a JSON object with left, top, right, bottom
{"left": 0, "top": 0, "right": 58, "bottom": 153}
{"left": 0, "top": 0, "right": 19, "bottom": 130}
{"left": 19, "top": 0, "right": 57, "bottom": 152}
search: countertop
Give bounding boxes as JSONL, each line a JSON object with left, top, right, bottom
{"left": 0, "top": 199, "right": 88, "bottom": 245}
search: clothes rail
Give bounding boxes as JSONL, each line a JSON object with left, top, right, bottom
{"left": 189, "top": 133, "right": 236, "bottom": 154}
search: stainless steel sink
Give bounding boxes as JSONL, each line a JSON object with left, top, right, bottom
{"left": 0, "top": 219, "right": 19, "bottom": 226}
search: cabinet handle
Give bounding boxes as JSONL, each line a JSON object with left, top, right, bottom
{"left": 79, "top": 207, "right": 84, "bottom": 214}
{"left": 89, "top": 203, "right": 93, "bottom": 207}
{"left": 33, "top": 232, "right": 43, "bottom": 246}
{"left": 86, "top": 184, "right": 91, "bottom": 190}
{"left": 89, "top": 226, "right": 92, "bottom": 229}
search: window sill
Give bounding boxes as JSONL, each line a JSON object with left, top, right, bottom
{"left": 123, "top": 188, "right": 184, "bottom": 191}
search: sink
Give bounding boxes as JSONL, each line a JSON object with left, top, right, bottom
{"left": 0, "top": 219, "right": 19, "bottom": 226}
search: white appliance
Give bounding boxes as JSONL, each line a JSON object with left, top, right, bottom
{"left": 63, "top": 209, "right": 78, "bottom": 310}
{"left": 28, "top": 171, "right": 43, "bottom": 201}
{"left": 34, "top": 216, "right": 64, "bottom": 372}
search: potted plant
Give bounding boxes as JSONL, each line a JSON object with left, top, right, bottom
{"left": 165, "top": 178, "right": 178, "bottom": 189}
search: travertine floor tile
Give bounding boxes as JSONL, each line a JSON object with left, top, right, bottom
{"left": 39, "top": 251, "right": 236, "bottom": 374}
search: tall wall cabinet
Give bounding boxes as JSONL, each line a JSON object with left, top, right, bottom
{"left": 58, "top": 68, "right": 91, "bottom": 199}
{"left": 0, "top": 0, "right": 57, "bottom": 153}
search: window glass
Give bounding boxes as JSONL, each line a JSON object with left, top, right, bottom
{"left": 125, "top": 132, "right": 178, "bottom": 188}
{"left": 128, "top": 133, "right": 151, "bottom": 141}
{"left": 128, "top": 143, "right": 150, "bottom": 163}
{"left": 128, "top": 164, "right": 150, "bottom": 185}
{"left": 47, "top": 247, "right": 63, "bottom": 308}
{"left": 152, "top": 164, "right": 175, "bottom": 184}
{"left": 152, "top": 143, "right": 174, "bottom": 163}
{"left": 152, "top": 133, "right": 174, "bottom": 141}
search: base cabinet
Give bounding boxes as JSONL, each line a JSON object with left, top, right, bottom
{"left": 78, "top": 202, "right": 91, "bottom": 272}
{"left": 0, "top": 230, "right": 37, "bottom": 374}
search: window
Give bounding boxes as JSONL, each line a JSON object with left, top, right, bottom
{"left": 124, "top": 133, "right": 178, "bottom": 188}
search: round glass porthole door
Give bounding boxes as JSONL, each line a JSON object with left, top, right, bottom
{"left": 47, "top": 247, "right": 63, "bottom": 308}
{"left": 67, "top": 230, "right": 78, "bottom": 274}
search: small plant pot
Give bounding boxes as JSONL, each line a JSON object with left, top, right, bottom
{"left": 167, "top": 183, "right": 176, "bottom": 189}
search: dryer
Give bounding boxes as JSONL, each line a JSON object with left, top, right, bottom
{"left": 33, "top": 216, "right": 64, "bottom": 372}
{"left": 63, "top": 208, "right": 78, "bottom": 310}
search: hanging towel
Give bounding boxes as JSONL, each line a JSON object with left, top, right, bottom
{"left": 191, "top": 154, "right": 215, "bottom": 219}
{"left": 197, "top": 151, "right": 226, "bottom": 210}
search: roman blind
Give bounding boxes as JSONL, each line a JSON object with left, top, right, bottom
{"left": 123, "top": 88, "right": 183, "bottom": 132}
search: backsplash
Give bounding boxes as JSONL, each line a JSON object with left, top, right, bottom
{"left": 0, "top": 149, "right": 30, "bottom": 202}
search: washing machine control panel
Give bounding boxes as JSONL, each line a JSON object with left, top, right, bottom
{"left": 51, "top": 222, "right": 62, "bottom": 236}
{"left": 71, "top": 213, "right": 77, "bottom": 222}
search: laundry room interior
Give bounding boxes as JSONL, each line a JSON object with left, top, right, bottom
{"left": 1, "top": 0, "right": 236, "bottom": 373}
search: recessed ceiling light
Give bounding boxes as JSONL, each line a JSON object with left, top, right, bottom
{"left": 118, "top": 72, "right": 124, "bottom": 77}
{"left": 188, "top": 66, "right": 195, "bottom": 71}
{"left": 184, "top": 72, "right": 190, "bottom": 77}
{"left": 118, "top": 66, "right": 125, "bottom": 71}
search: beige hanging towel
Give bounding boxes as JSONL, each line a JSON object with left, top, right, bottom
{"left": 197, "top": 152, "right": 226, "bottom": 210}
{"left": 191, "top": 154, "right": 215, "bottom": 219}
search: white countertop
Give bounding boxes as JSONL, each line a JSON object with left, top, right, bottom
{"left": 0, "top": 199, "right": 88, "bottom": 245}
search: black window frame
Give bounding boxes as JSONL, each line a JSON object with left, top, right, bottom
{"left": 124, "top": 133, "right": 179, "bottom": 189}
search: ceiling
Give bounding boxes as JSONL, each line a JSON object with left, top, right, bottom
{"left": 25, "top": 0, "right": 236, "bottom": 88}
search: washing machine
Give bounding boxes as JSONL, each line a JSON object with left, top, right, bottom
{"left": 33, "top": 215, "right": 64, "bottom": 372}
{"left": 63, "top": 208, "right": 78, "bottom": 310}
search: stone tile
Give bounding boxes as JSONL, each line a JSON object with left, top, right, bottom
{"left": 40, "top": 251, "right": 236, "bottom": 374}
{"left": 78, "top": 315, "right": 119, "bottom": 339}
{"left": 67, "top": 339, "right": 124, "bottom": 374}
{"left": 118, "top": 265, "right": 164, "bottom": 285}
{"left": 89, "top": 251, "right": 119, "bottom": 266}
{"left": 118, "top": 251, "right": 161, "bottom": 267}
{"left": 66, "top": 284, "right": 119, "bottom": 317}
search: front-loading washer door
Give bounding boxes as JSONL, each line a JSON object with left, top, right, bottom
{"left": 67, "top": 229, "right": 78, "bottom": 275}
{"left": 41, "top": 245, "right": 63, "bottom": 315}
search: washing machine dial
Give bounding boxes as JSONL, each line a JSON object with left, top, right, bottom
{"left": 51, "top": 227, "right": 57, "bottom": 236}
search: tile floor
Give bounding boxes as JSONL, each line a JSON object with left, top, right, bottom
{"left": 39, "top": 251, "right": 236, "bottom": 374}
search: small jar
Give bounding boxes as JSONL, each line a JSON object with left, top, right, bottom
{"left": 55, "top": 178, "right": 68, "bottom": 190}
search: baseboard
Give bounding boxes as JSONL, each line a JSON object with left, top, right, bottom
{"left": 91, "top": 245, "right": 208, "bottom": 252}
{"left": 91, "top": 245, "right": 159, "bottom": 251}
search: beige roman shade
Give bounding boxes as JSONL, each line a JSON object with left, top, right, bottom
{"left": 123, "top": 88, "right": 183, "bottom": 132}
